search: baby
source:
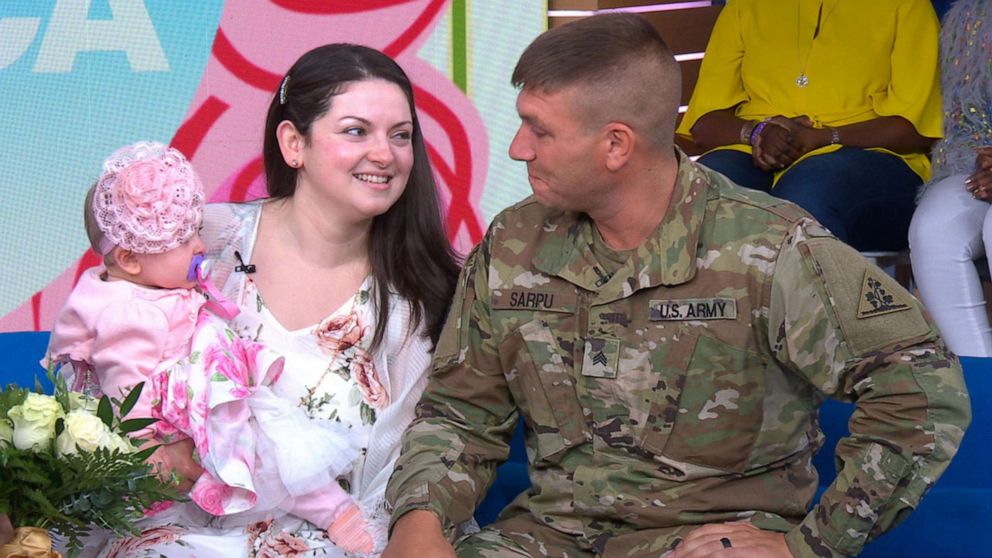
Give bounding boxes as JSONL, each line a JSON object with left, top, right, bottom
{"left": 45, "top": 141, "right": 373, "bottom": 553}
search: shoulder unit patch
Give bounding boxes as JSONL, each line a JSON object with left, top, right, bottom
{"left": 857, "top": 270, "right": 911, "bottom": 318}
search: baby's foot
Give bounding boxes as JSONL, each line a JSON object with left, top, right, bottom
{"left": 326, "top": 503, "right": 374, "bottom": 554}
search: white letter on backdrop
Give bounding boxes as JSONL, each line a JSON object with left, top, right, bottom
{"left": 34, "top": 0, "right": 168, "bottom": 73}
{"left": 0, "top": 18, "right": 41, "bottom": 69}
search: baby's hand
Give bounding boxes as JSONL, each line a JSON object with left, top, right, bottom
{"left": 142, "top": 437, "right": 203, "bottom": 492}
{"left": 326, "top": 503, "right": 374, "bottom": 554}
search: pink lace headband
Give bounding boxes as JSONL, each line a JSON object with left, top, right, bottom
{"left": 92, "top": 141, "right": 204, "bottom": 255}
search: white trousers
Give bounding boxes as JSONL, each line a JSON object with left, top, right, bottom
{"left": 909, "top": 174, "right": 992, "bottom": 357}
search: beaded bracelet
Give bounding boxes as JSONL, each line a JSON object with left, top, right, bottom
{"left": 749, "top": 121, "right": 769, "bottom": 146}
{"left": 829, "top": 127, "right": 841, "bottom": 145}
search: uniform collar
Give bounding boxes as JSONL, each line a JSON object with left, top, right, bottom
{"left": 534, "top": 148, "right": 711, "bottom": 296}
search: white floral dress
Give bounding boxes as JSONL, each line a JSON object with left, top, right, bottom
{"left": 83, "top": 201, "right": 433, "bottom": 558}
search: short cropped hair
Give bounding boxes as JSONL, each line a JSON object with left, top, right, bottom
{"left": 512, "top": 13, "right": 681, "bottom": 149}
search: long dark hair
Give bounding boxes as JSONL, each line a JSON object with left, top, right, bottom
{"left": 262, "top": 44, "right": 459, "bottom": 349}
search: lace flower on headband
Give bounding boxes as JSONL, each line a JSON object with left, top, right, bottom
{"left": 93, "top": 141, "right": 204, "bottom": 255}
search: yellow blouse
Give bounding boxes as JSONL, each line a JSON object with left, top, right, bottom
{"left": 677, "top": 0, "right": 942, "bottom": 180}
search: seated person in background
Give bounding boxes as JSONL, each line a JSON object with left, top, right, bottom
{"left": 45, "top": 141, "right": 375, "bottom": 553}
{"left": 909, "top": 0, "right": 992, "bottom": 358}
{"left": 383, "top": 13, "right": 970, "bottom": 558}
{"left": 678, "top": 0, "right": 941, "bottom": 252}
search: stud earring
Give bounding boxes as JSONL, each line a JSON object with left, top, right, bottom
{"left": 290, "top": 159, "right": 298, "bottom": 168}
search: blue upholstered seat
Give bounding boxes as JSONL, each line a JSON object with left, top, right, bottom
{"left": 0, "top": 331, "right": 54, "bottom": 391}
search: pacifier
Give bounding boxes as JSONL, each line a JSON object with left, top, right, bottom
{"left": 186, "top": 254, "right": 239, "bottom": 320}
{"left": 187, "top": 254, "right": 209, "bottom": 282}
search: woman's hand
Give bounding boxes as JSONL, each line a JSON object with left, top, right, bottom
{"left": 751, "top": 117, "right": 804, "bottom": 171}
{"left": 966, "top": 147, "right": 992, "bottom": 201}
{"left": 752, "top": 116, "right": 833, "bottom": 172}
{"left": 672, "top": 522, "right": 793, "bottom": 558}
{"left": 142, "top": 437, "right": 204, "bottom": 492}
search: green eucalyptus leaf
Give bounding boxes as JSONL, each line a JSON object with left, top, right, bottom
{"left": 96, "top": 396, "right": 113, "bottom": 427}
{"left": 118, "top": 382, "right": 144, "bottom": 418}
{"left": 118, "top": 417, "right": 157, "bottom": 434}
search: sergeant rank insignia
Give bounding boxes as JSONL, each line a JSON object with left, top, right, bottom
{"left": 582, "top": 337, "right": 620, "bottom": 378}
{"left": 857, "top": 270, "right": 911, "bottom": 318}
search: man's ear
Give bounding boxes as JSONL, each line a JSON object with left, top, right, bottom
{"left": 277, "top": 120, "right": 305, "bottom": 168}
{"left": 604, "top": 122, "right": 635, "bottom": 172}
{"left": 113, "top": 248, "right": 141, "bottom": 276}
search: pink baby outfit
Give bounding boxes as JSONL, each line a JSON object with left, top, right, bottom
{"left": 46, "top": 265, "right": 205, "bottom": 419}
{"left": 46, "top": 266, "right": 361, "bottom": 535}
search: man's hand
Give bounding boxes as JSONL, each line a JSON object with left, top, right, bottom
{"left": 672, "top": 522, "right": 793, "bottom": 558}
{"left": 142, "top": 438, "right": 204, "bottom": 492}
{"left": 966, "top": 147, "right": 992, "bottom": 201}
{"left": 382, "top": 510, "right": 455, "bottom": 558}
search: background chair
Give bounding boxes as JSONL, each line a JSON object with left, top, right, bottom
{"left": 1, "top": 331, "right": 53, "bottom": 391}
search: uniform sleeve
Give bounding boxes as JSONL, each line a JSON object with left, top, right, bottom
{"left": 871, "top": 0, "right": 942, "bottom": 138}
{"left": 767, "top": 222, "right": 971, "bottom": 558}
{"left": 676, "top": 0, "right": 747, "bottom": 138}
{"left": 90, "top": 300, "right": 171, "bottom": 429}
{"left": 385, "top": 238, "right": 520, "bottom": 540}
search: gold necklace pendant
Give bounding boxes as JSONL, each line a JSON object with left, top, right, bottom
{"left": 796, "top": 73, "right": 810, "bottom": 88}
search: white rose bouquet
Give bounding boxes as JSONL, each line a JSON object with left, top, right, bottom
{"left": 0, "top": 374, "right": 179, "bottom": 556}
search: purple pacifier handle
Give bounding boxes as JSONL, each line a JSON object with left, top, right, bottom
{"left": 187, "top": 254, "right": 206, "bottom": 282}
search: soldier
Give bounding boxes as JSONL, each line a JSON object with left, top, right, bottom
{"left": 383, "top": 13, "right": 971, "bottom": 558}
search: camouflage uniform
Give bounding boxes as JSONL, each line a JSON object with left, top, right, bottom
{"left": 386, "top": 150, "right": 971, "bottom": 558}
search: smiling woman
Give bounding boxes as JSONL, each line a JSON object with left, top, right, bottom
{"left": 275, "top": 79, "right": 415, "bottom": 231}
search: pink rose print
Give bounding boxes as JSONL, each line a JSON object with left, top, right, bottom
{"left": 149, "top": 371, "right": 183, "bottom": 437}
{"left": 191, "top": 476, "right": 234, "bottom": 515}
{"left": 315, "top": 312, "right": 366, "bottom": 356}
{"left": 104, "top": 525, "right": 184, "bottom": 558}
{"left": 353, "top": 353, "right": 389, "bottom": 409}
{"left": 258, "top": 532, "right": 311, "bottom": 557}
{"left": 142, "top": 499, "right": 175, "bottom": 517}
{"left": 204, "top": 341, "right": 253, "bottom": 399}
{"left": 247, "top": 519, "right": 274, "bottom": 547}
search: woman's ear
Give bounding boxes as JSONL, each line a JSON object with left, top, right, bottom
{"left": 113, "top": 248, "right": 141, "bottom": 276}
{"left": 276, "top": 120, "right": 305, "bottom": 168}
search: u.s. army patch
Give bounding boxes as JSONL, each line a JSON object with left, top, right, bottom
{"left": 649, "top": 298, "right": 737, "bottom": 321}
{"left": 581, "top": 337, "right": 620, "bottom": 378}
{"left": 857, "top": 270, "right": 911, "bottom": 318}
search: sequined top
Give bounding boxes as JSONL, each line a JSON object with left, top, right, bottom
{"left": 927, "top": 0, "right": 992, "bottom": 186}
